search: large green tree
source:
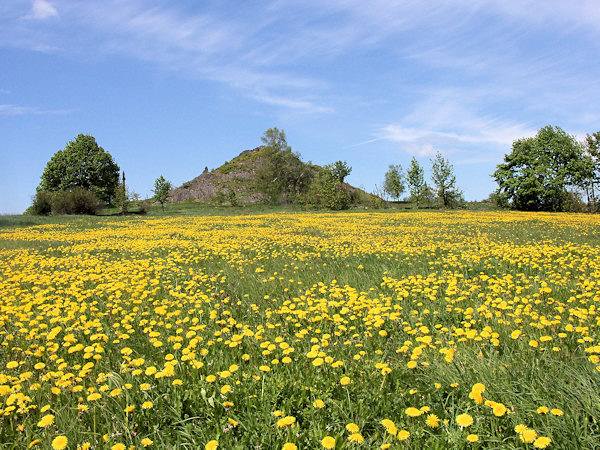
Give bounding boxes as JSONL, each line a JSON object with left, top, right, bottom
{"left": 493, "top": 125, "right": 586, "bottom": 211}
{"left": 39, "top": 134, "right": 120, "bottom": 204}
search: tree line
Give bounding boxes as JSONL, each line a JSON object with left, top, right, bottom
{"left": 27, "top": 125, "right": 600, "bottom": 215}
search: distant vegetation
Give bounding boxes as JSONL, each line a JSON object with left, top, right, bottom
{"left": 26, "top": 126, "right": 600, "bottom": 216}
{"left": 493, "top": 126, "right": 600, "bottom": 212}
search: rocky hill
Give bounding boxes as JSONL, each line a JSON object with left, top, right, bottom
{"left": 169, "top": 146, "right": 371, "bottom": 205}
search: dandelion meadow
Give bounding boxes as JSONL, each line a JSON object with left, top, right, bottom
{"left": 1, "top": 211, "right": 600, "bottom": 448}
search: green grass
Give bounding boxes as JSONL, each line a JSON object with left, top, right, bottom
{"left": 0, "top": 210, "right": 599, "bottom": 449}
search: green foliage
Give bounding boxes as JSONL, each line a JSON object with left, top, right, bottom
{"left": 382, "top": 164, "right": 405, "bottom": 201}
{"left": 39, "top": 134, "right": 120, "bottom": 204}
{"left": 583, "top": 131, "right": 600, "bottom": 210}
{"left": 430, "top": 151, "right": 462, "bottom": 208}
{"left": 152, "top": 175, "right": 173, "bottom": 212}
{"left": 325, "top": 160, "right": 352, "bottom": 183}
{"left": 406, "top": 157, "right": 427, "bottom": 208}
{"left": 228, "top": 190, "right": 239, "bottom": 207}
{"left": 50, "top": 187, "right": 100, "bottom": 215}
{"left": 493, "top": 125, "right": 588, "bottom": 211}
{"left": 255, "top": 128, "right": 313, "bottom": 203}
{"left": 27, "top": 188, "right": 100, "bottom": 215}
{"left": 114, "top": 174, "right": 139, "bottom": 215}
{"left": 28, "top": 191, "right": 53, "bottom": 215}
{"left": 304, "top": 169, "right": 351, "bottom": 210}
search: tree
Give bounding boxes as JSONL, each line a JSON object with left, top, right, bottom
{"left": 152, "top": 175, "right": 173, "bottom": 212}
{"left": 406, "top": 157, "right": 426, "bottom": 208}
{"left": 583, "top": 131, "right": 600, "bottom": 209}
{"left": 383, "top": 164, "right": 405, "bottom": 201}
{"left": 255, "top": 128, "right": 312, "bottom": 203}
{"left": 326, "top": 160, "right": 352, "bottom": 183}
{"left": 39, "top": 134, "right": 120, "bottom": 204}
{"left": 430, "top": 151, "right": 461, "bottom": 208}
{"left": 305, "top": 167, "right": 351, "bottom": 210}
{"left": 493, "top": 125, "right": 587, "bottom": 211}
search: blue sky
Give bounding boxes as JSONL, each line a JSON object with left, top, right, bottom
{"left": 1, "top": 0, "right": 599, "bottom": 213}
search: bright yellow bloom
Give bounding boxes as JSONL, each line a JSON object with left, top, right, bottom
{"left": 348, "top": 433, "right": 364, "bottom": 443}
{"left": 141, "top": 438, "right": 153, "bottom": 447}
{"left": 37, "top": 414, "right": 54, "bottom": 427}
{"left": 405, "top": 407, "right": 422, "bottom": 417}
{"left": 492, "top": 403, "right": 507, "bottom": 417}
{"left": 277, "top": 416, "right": 296, "bottom": 428}
{"left": 321, "top": 436, "right": 336, "bottom": 449}
{"left": 533, "top": 437, "right": 552, "bottom": 449}
{"left": 340, "top": 376, "right": 351, "bottom": 386}
{"left": 282, "top": 444, "right": 297, "bottom": 450}
{"left": 111, "top": 444, "right": 126, "bottom": 450}
{"left": 52, "top": 436, "right": 68, "bottom": 450}
{"left": 313, "top": 399, "right": 325, "bottom": 408}
{"left": 397, "top": 429, "right": 410, "bottom": 440}
{"left": 346, "top": 423, "right": 359, "bottom": 433}
{"left": 381, "top": 419, "right": 397, "bottom": 436}
{"left": 551, "top": 408, "right": 563, "bottom": 416}
{"left": 205, "top": 440, "right": 218, "bottom": 450}
{"left": 456, "top": 413, "right": 474, "bottom": 427}
{"left": 520, "top": 428, "right": 538, "bottom": 443}
{"left": 467, "top": 434, "right": 479, "bottom": 443}
{"left": 142, "top": 401, "right": 153, "bottom": 409}
{"left": 426, "top": 414, "right": 440, "bottom": 428}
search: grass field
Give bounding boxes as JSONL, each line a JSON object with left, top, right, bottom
{"left": 1, "top": 210, "right": 600, "bottom": 449}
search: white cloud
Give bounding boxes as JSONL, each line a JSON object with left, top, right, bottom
{"left": 0, "top": 104, "right": 74, "bottom": 115}
{"left": 28, "top": 0, "right": 58, "bottom": 20}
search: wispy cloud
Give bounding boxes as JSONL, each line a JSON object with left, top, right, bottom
{"left": 0, "top": 104, "right": 75, "bottom": 115}
{"left": 26, "top": 0, "right": 58, "bottom": 20}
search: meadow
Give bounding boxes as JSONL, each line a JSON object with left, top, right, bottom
{"left": 1, "top": 210, "right": 600, "bottom": 449}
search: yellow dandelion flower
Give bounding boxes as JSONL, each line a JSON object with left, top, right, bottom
{"left": 205, "top": 440, "right": 218, "bottom": 450}
{"left": 492, "top": 403, "right": 507, "bottom": 417}
{"left": 467, "top": 434, "right": 479, "bottom": 443}
{"left": 282, "top": 444, "right": 298, "bottom": 450}
{"left": 397, "top": 429, "right": 410, "bottom": 440}
{"left": 426, "top": 414, "right": 440, "bottom": 428}
{"left": 456, "top": 413, "right": 474, "bottom": 427}
{"left": 142, "top": 401, "right": 153, "bottom": 409}
{"left": 111, "top": 444, "right": 126, "bottom": 450}
{"left": 348, "top": 433, "right": 364, "bottom": 443}
{"left": 346, "top": 423, "right": 359, "bottom": 433}
{"left": 37, "top": 414, "right": 54, "bottom": 427}
{"left": 313, "top": 399, "right": 325, "bottom": 408}
{"left": 533, "top": 437, "right": 552, "bottom": 449}
{"left": 141, "top": 438, "right": 153, "bottom": 447}
{"left": 520, "top": 428, "right": 538, "bottom": 443}
{"left": 381, "top": 419, "right": 397, "bottom": 436}
{"left": 405, "top": 407, "right": 422, "bottom": 417}
{"left": 551, "top": 408, "right": 563, "bottom": 416}
{"left": 52, "top": 436, "right": 68, "bottom": 450}
{"left": 340, "top": 376, "right": 351, "bottom": 386}
{"left": 321, "top": 436, "right": 336, "bottom": 449}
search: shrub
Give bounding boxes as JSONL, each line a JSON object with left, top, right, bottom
{"left": 51, "top": 187, "right": 100, "bottom": 215}
{"left": 29, "top": 191, "right": 54, "bottom": 215}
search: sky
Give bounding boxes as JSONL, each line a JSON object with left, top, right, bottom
{"left": 1, "top": 0, "right": 600, "bottom": 213}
